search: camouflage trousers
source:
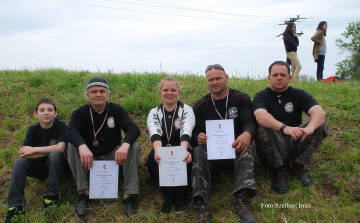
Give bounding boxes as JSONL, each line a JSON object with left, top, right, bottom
{"left": 255, "top": 120, "right": 329, "bottom": 168}
{"left": 191, "top": 144, "right": 257, "bottom": 205}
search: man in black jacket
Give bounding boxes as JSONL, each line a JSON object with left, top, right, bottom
{"left": 66, "top": 77, "right": 141, "bottom": 217}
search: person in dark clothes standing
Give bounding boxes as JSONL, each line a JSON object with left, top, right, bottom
{"left": 283, "top": 22, "right": 301, "bottom": 81}
{"left": 66, "top": 77, "right": 141, "bottom": 217}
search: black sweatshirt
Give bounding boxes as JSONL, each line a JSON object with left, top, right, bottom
{"left": 191, "top": 88, "right": 257, "bottom": 147}
{"left": 67, "top": 102, "right": 140, "bottom": 156}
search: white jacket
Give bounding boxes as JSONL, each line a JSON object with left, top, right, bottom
{"left": 147, "top": 101, "right": 195, "bottom": 143}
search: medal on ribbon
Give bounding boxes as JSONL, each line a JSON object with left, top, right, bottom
{"left": 89, "top": 103, "right": 108, "bottom": 147}
{"left": 163, "top": 104, "right": 178, "bottom": 147}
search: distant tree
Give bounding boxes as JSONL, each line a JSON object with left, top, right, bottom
{"left": 335, "top": 20, "right": 360, "bottom": 80}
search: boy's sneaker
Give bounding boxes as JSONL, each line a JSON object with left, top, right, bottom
{"left": 174, "top": 196, "right": 188, "bottom": 214}
{"left": 160, "top": 198, "right": 173, "bottom": 215}
{"left": 44, "top": 195, "right": 59, "bottom": 209}
{"left": 75, "top": 193, "right": 89, "bottom": 216}
{"left": 4, "top": 206, "right": 25, "bottom": 223}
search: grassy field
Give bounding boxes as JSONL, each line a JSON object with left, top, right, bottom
{"left": 0, "top": 69, "right": 359, "bottom": 223}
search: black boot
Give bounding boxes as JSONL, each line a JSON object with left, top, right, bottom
{"left": 234, "top": 191, "right": 258, "bottom": 223}
{"left": 292, "top": 162, "right": 311, "bottom": 186}
{"left": 123, "top": 196, "right": 136, "bottom": 217}
{"left": 75, "top": 193, "right": 89, "bottom": 216}
{"left": 271, "top": 166, "right": 287, "bottom": 194}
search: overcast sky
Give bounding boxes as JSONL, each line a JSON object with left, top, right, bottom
{"left": 1, "top": 0, "right": 359, "bottom": 79}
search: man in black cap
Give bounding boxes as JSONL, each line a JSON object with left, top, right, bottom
{"left": 253, "top": 61, "right": 329, "bottom": 194}
{"left": 67, "top": 77, "right": 141, "bottom": 217}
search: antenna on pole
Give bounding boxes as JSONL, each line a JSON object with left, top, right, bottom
{"left": 277, "top": 15, "right": 306, "bottom": 37}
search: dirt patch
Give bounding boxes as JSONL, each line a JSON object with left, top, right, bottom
{"left": 0, "top": 137, "right": 11, "bottom": 148}
{"left": 321, "top": 179, "right": 340, "bottom": 196}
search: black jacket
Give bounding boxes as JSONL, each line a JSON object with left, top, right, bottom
{"left": 283, "top": 33, "right": 299, "bottom": 52}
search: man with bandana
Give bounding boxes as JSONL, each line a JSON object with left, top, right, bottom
{"left": 191, "top": 64, "right": 258, "bottom": 223}
{"left": 67, "top": 77, "right": 141, "bottom": 217}
{"left": 253, "top": 61, "right": 329, "bottom": 194}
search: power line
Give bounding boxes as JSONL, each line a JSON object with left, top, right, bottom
{"left": 52, "top": 0, "right": 276, "bottom": 24}
{"left": 223, "top": 37, "right": 279, "bottom": 64}
{"left": 104, "top": 0, "right": 285, "bottom": 20}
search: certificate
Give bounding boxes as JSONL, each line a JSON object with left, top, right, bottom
{"left": 158, "top": 146, "right": 187, "bottom": 187}
{"left": 89, "top": 161, "right": 119, "bottom": 199}
{"left": 206, "top": 119, "right": 235, "bottom": 160}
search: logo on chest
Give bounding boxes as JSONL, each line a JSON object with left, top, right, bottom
{"left": 49, "top": 139, "right": 57, "bottom": 146}
{"left": 107, "top": 117, "right": 115, "bottom": 128}
{"left": 174, "top": 118, "right": 181, "bottom": 129}
{"left": 228, "top": 107, "right": 238, "bottom": 119}
{"left": 284, "top": 102, "right": 294, "bottom": 113}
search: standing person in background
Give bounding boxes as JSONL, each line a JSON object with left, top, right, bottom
{"left": 146, "top": 77, "right": 195, "bottom": 214}
{"left": 283, "top": 22, "right": 301, "bottom": 81}
{"left": 311, "top": 21, "right": 328, "bottom": 81}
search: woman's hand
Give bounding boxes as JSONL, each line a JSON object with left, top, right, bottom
{"left": 183, "top": 151, "right": 192, "bottom": 164}
{"left": 154, "top": 152, "right": 161, "bottom": 164}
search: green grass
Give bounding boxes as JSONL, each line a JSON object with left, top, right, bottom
{"left": 0, "top": 69, "right": 359, "bottom": 222}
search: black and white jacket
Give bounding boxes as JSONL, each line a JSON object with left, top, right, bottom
{"left": 147, "top": 101, "right": 195, "bottom": 147}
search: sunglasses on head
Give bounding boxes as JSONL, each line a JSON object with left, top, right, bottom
{"left": 205, "top": 64, "right": 225, "bottom": 73}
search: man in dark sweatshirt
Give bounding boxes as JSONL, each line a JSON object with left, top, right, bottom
{"left": 66, "top": 77, "right": 140, "bottom": 217}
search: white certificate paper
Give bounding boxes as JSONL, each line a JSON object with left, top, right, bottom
{"left": 158, "top": 146, "right": 187, "bottom": 187}
{"left": 89, "top": 161, "right": 119, "bottom": 199}
{"left": 206, "top": 119, "right": 235, "bottom": 160}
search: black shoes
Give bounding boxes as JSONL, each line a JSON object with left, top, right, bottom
{"left": 160, "top": 196, "right": 188, "bottom": 214}
{"left": 194, "top": 202, "right": 213, "bottom": 223}
{"left": 292, "top": 162, "right": 311, "bottom": 186}
{"left": 75, "top": 193, "right": 89, "bottom": 216}
{"left": 174, "top": 196, "right": 188, "bottom": 214}
{"left": 160, "top": 198, "right": 173, "bottom": 215}
{"left": 123, "top": 196, "right": 136, "bottom": 217}
{"left": 234, "top": 192, "right": 258, "bottom": 223}
{"left": 271, "top": 166, "right": 288, "bottom": 194}
{"left": 4, "top": 206, "right": 25, "bottom": 223}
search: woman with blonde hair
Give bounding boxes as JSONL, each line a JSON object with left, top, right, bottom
{"left": 146, "top": 77, "right": 195, "bottom": 214}
{"left": 311, "top": 21, "right": 328, "bottom": 80}
{"left": 283, "top": 22, "right": 301, "bottom": 80}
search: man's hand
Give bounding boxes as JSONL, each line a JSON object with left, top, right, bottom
{"left": 19, "top": 146, "right": 35, "bottom": 158}
{"left": 283, "top": 126, "right": 304, "bottom": 141}
{"left": 299, "top": 126, "right": 315, "bottom": 141}
{"left": 183, "top": 151, "right": 192, "bottom": 164}
{"left": 232, "top": 132, "right": 251, "bottom": 155}
{"left": 79, "top": 145, "right": 93, "bottom": 170}
{"left": 115, "top": 143, "right": 130, "bottom": 165}
{"left": 198, "top": 133, "right": 208, "bottom": 146}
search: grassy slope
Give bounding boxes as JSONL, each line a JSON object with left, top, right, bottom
{"left": 0, "top": 69, "right": 359, "bottom": 222}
